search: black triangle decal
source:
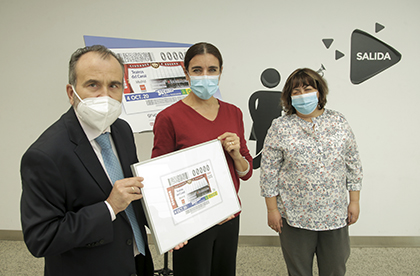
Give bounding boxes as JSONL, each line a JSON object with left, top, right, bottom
{"left": 335, "top": 50, "right": 345, "bottom": 60}
{"left": 322, "top": 39, "right": 334, "bottom": 49}
{"left": 350, "top": 29, "right": 401, "bottom": 84}
{"left": 375, "top": 23, "right": 385, "bottom": 33}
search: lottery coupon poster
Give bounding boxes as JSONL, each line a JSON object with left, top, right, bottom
{"left": 83, "top": 36, "right": 194, "bottom": 133}
{"left": 112, "top": 47, "right": 191, "bottom": 131}
{"left": 131, "top": 139, "right": 241, "bottom": 255}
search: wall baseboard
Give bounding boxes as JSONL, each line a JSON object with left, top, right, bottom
{"left": 0, "top": 230, "right": 23, "bottom": 241}
{"left": 2, "top": 230, "right": 419, "bottom": 248}
{"left": 238, "top": 235, "right": 420, "bottom": 248}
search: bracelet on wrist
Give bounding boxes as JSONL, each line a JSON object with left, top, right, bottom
{"left": 235, "top": 158, "right": 250, "bottom": 177}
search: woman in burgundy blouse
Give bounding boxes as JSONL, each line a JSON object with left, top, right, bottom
{"left": 152, "top": 42, "right": 252, "bottom": 276}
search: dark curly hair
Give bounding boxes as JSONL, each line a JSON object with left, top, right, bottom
{"left": 281, "top": 68, "right": 329, "bottom": 115}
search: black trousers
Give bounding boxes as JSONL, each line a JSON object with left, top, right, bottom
{"left": 173, "top": 215, "right": 240, "bottom": 276}
{"left": 135, "top": 248, "right": 154, "bottom": 276}
{"left": 279, "top": 218, "right": 350, "bottom": 276}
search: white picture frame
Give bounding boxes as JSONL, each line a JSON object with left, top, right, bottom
{"left": 131, "top": 139, "right": 241, "bottom": 255}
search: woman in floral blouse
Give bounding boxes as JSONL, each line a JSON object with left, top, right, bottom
{"left": 260, "top": 68, "right": 363, "bottom": 276}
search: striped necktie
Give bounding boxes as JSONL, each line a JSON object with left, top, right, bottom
{"left": 95, "top": 132, "right": 145, "bottom": 255}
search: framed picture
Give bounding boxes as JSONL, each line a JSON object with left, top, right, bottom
{"left": 131, "top": 139, "right": 241, "bottom": 254}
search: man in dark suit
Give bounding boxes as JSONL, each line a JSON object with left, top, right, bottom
{"left": 20, "top": 45, "right": 154, "bottom": 276}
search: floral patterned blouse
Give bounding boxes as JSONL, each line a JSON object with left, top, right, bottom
{"left": 260, "top": 109, "right": 363, "bottom": 231}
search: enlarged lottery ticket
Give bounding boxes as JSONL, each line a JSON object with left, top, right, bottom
{"left": 111, "top": 47, "right": 191, "bottom": 116}
{"left": 131, "top": 139, "right": 241, "bottom": 254}
{"left": 162, "top": 160, "right": 222, "bottom": 224}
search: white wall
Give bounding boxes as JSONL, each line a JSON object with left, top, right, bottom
{"left": 1, "top": 0, "right": 419, "bottom": 237}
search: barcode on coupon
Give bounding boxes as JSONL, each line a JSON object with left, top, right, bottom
{"left": 146, "top": 96, "right": 184, "bottom": 106}
{"left": 118, "top": 52, "right": 154, "bottom": 63}
{"left": 185, "top": 201, "right": 209, "bottom": 215}
{"left": 168, "top": 172, "right": 189, "bottom": 186}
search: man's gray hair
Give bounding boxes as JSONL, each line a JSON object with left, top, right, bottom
{"left": 68, "top": 45, "right": 125, "bottom": 86}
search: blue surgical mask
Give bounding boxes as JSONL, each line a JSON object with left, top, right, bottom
{"left": 291, "top": 91, "right": 319, "bottom": 115}
{"left": 189, "top": 75, "right": 219, "bottom": 100}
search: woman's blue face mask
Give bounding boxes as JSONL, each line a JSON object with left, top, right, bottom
{"left": 291, "top": 91, "right": 319, "bottom": 115}
{"left": 189, "top": 75, "right": 220, "bottom": 100}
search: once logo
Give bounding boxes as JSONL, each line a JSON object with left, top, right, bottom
{"left": 350, "top": 29, "right": 402, "bottom": 84}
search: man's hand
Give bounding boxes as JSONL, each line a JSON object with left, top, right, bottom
{"left": 106, "top": 177, "right": 144, "bottom": 214}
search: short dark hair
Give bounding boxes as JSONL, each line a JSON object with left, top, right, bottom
{"left": 281, "top": 68, "right": 329, "bottom": 115}
{"left": 184, "top": 42, "right": 223, "bottom": 71}
{"left": 68, "top": 45, "right": 124, "bottom": 86}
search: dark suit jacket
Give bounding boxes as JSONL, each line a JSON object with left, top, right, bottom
{"left": 20, "top": 108, "right": 153, "bottom": 276}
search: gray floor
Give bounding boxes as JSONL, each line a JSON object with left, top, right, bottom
{"left": 1, "top": 240, "right": 420, "bottom": 275}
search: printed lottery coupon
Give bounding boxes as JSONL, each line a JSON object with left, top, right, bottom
{"left": 111, "top": 47, "right": 191, "bottom": 116}
{"left": 161, "top": 160, "right": 222, "bottom": 225}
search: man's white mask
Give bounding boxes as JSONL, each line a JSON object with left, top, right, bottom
{"left": 72, "top": 86, "right": 122, "bottom": 133}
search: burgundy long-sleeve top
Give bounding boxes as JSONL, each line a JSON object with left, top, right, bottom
{"left": 151, "top": 99, "right": 253, "bottom": 215}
